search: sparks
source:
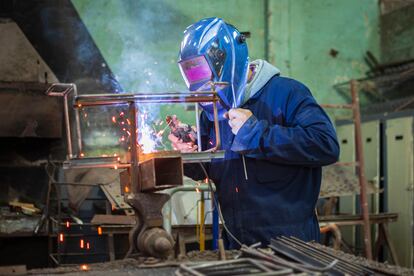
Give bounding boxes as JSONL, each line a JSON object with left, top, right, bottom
{"left": 80, "top": 152, "right": 85, "bottom": 157}
{"left": 80, "top": 264, "right": 89, "bottom": 271}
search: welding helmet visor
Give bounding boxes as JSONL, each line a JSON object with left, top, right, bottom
{"left": 178, "top": 56, "right": 213, "bottom": 90}
{"left": 178, "top": 17, "right": 248, "bottom": 121}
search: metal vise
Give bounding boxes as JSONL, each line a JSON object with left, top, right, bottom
{"left": 121, "top": 153, "right": 183, "bottom": 258}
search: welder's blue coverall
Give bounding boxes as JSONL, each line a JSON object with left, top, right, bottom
{"left": 186, "top": 73, "right": 339, "bottom": 249}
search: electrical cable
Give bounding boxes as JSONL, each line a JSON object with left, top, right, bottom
{"left": 198, "top": 162, "right": 243, "bottom": 247}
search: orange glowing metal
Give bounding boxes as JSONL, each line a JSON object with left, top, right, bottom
{"left": 125, "top": 186, "right": 130, "bottom": 193}
{"left": 66, "top": 221, "right": 70, "bottom": 228}
{"left": 80, "top": 239, "right": 84, "bottom": 249}
{"left": 98, "top": 227, "right": 103, "bottom": 235}
{"left": 77, "top": 104, "right": 82, "bottom": 108}
{"left": 80, "top": 264, "right": 89, "bottom": 271}
{"left": 59, "top": 233, "right": 64, "bottom": 242}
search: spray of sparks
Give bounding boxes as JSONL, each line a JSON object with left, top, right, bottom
{"left": 79, "top": 104, "right": 168, "bottom": 158}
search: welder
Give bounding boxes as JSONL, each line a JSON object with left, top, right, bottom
{"left": 172, "top": 17, "right": 339, "bottom": 249}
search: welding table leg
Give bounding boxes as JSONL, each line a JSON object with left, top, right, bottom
{"left": 105, "top": 202, "right": 116, "bottom": 261}
{"left": 374, "top": 223, "right": 399, "bottom": 266}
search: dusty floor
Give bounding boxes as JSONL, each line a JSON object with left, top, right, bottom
{"left": 27, "top": 248, "right": 413, "bottom": 275}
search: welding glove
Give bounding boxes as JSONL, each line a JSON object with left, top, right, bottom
{"left": 168, "top": 133, "right": 198, "bottom": 153}
{"left": 225, "top": 108, "right": 253, "bottom": 135}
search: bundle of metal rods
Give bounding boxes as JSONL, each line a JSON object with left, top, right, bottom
{"left": 241, "top": 243, "right": 338, "bottom": 275}
{"left": 269, "top": 237, "right": 374, "bottom": 275}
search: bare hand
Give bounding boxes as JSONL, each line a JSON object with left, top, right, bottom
{"left": 224, "top": 108, "right": 253, "bottom": 135}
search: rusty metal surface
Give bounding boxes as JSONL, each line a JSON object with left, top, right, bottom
{"left": 140, "top": 156, "right": 183, "bottom": 192}
{"left": 91, "top": 215, "right": 136, "bottom": 225}
{"left": 319, "top": 212, "right": 398, "bottom": 224}
{"left": 351, "top": 80, "right": 372, "bottom": 260}
{"left": 0, "top": 82, "right": 62, "bottom": 138}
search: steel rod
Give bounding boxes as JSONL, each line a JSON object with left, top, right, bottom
{"left": 72, "top": 84, "right": 83, "bottom": 156}
{"left": 128, "top": 102, "right": 140, "bottom": 193}
{"left": 195, "top": 103, "right": 202, "bottom": 152}
{"left": 74, "top": 92, "right": 220, "bottom": 107}
{"left": 274, "top": 237, "right": 362, "bottom": 275}
{"left": 62, "top": 94, "right": 73, "bottom": 158}
{"left": 351, "top": 80, "right": 373, "bottom": 260}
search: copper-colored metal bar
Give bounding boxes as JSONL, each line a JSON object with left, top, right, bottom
{"left": 320, "top": 103, "right": 353, "bottom": 109}
{"left": 351, "top": 80, "right": 372, "bottom": 260}
{"left": 62, "top": 94, "right": 73, "bottom": 158}
{"left": 210, "top": 99, "right": 221, "bottom": 151}
{"left": 74, "top": 92, "right": 220, "bottom": 107}
{"left": 46, "top": 84, "right": 75, "bottom": 159}
{"left": 195, "top": 104, "right": 202, "bottom": 152}
{"left": 128, "top": 102, "right": 140, "bottom": 193}
{"left": 72, "top": 85, "right": 83, "bottom": 156}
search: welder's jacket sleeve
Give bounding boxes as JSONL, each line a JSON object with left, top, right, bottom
{"left": 231, "top": 80, "right": 339, "bottom": 166}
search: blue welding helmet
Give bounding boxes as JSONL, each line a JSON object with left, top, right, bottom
{"left": 178, "top": 17, "right": 249, "bottom": 121}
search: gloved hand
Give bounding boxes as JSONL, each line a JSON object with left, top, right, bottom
{"left": 168, "top": 133, "right": 198, "bottom": 153}
{"left": 225, "top": 108, "right": 253, "bottom": 135}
